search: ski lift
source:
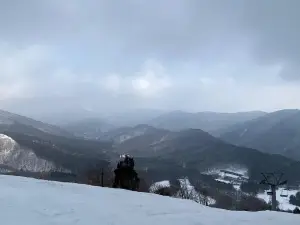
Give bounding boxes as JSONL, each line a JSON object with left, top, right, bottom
{"left": 267, "top": 191, "right": 273, "bottom": 196}
{"left": 280, "top": 188, "right": 288, "bottom": 197}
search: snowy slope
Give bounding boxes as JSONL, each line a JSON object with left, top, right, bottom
{"left": 0, "top": 175, "right": 298, "bottom": 225}
{"left": 0, "top": 134, "right": 58, "bottom": 172}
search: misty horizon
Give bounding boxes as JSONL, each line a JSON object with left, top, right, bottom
{"left": 1, "top": 1, "right": 300, "bottom": 117}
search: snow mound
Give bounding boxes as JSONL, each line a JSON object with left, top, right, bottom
{"left": 0, "top": 175, "right": 298, "bottom": 225}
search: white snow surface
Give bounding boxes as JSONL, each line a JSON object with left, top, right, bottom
{"left": 257, "top": 188, "right": 300, "bottom": 211}
{"left": 233, "top": 184, "right": 241, "bottom": 190}
{"left": 0, "top": 175, "right": 298, "bottom": 225}
{"left": 204, "top": 166, "right": 249, "bottom": 191}
{"left": 220, "top": 172, "right": 242, "bottom": 179}
{"left": 215, "top": 178, "right": 231, "bottom": 184}
{"left": 203, "top": 165, "right": 249, "bottom": 179}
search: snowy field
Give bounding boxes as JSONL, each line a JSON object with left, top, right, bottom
{"left": 0, "top": 175, "right": 299, "bottom": 225}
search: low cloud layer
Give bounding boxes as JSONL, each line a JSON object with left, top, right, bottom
{"left": 1, "top": 0, "right": 300, "bottom": 116}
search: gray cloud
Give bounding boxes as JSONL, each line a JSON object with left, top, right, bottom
{"left": 0, "top": 0, "right": 300, "bottom": 117}
{"left": 241, "top": 0, "right": 300, "bottom": 80}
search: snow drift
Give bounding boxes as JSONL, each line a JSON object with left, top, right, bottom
{"left": 0, "top": 175, "right": 298, "bottom": 225}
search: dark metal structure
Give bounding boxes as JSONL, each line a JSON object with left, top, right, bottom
{"left": 260, "top": 172, "right": 287, "bottom": 211}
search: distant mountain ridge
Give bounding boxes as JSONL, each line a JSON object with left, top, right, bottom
{"left": 62, "top": 118, "right": 115, "bottom": 140}
{"left": 0, "top": 109, "right": 112, "bottom": 173}
{"left": 0, "top": 109, "right": 74, "bottom": 138}
{"left": 220, "top": 109, "right": 300, "bottom": 160}
{"left": 0, "top": 130, "right": 111, "bottom": 174}
{"left": 148, "top": 110, "right": 266, "bottom": 135}
{"left": 2, "top": 108, "right": 300, "bottom": 188}
{"left": 62, "top": 110, "right": 267, "bottom": 140}
{"left": 112, "top": 125, "right": 300, "bottom": 185}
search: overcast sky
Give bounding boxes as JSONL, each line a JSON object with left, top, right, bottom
{"left": 0, "top": 0, "right": 300, "bottom": 116}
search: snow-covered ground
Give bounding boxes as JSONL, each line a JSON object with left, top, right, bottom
{"left": 257, "top": 188, "right": 300, "bottom": 211}
{"left": 203, "top": 165, "right": 249, "bottom": 179}
{"left": 0, "top": 175, "right": 298, "bottom": 225}
{"left": 233, "top": 184, "right": 241, "bottom": 190}
{"left": 203, "top": 166, "right": 249, "bottom": 191}
{"left": 215, "top": 178, "right": 231, "bottom": 184}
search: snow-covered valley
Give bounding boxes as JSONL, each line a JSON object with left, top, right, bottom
{"left": 0, "top": 175, "right": 299, "bottom": 225}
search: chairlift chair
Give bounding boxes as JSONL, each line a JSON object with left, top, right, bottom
{"left": 267, "top": 191, "right": 273, "bottom": 196}
{"left": 280, "top": 188, "right": 288, "bottom": 197}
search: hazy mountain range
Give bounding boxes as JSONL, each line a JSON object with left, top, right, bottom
{"left": 147, "top": 110, "right": 267, "bottom": 135}
{"left": 60, "top": 110, "right": 266, "bottom": 140}
{"left": 0, "top": 110, "right": 111, "bottom": 174}
{"left": 1, "top": 108, "right": 300, "bottom": 185}
{"left": 220, "top": 109, "right": 300, "bottom": 160}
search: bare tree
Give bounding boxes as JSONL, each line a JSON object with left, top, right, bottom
{"left": 176, "top": 179, "right": 207, "bottom": 205}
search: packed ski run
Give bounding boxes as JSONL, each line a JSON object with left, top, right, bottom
{"left": 0, "top": 175, "right": 299, "bottom": 225}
